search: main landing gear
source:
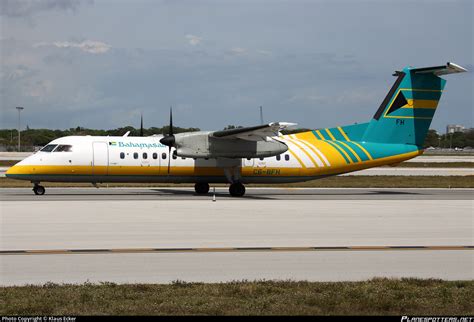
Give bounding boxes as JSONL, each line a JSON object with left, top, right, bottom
{"left": 33, "top": 184, "right": 45, "bottom": 195}
{"left": 194, "top": 182, "right": 246, "bottom": 197}
{"left": 229, "top": 182, "right": 246, "bottom": 197}
{"left": 194, "top": 182, "right": 210, "bottom": 194}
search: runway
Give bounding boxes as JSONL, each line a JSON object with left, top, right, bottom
{"left": 1, "top": 188, "right": 473, "bottom": 285}
{"left": 1, "top": 187, "right": 473, "bottom": 201}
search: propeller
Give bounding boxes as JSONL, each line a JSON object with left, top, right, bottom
{"left": 159, "top": 107, "right": 175, "bottom": 174}
{"left": 140, "top": 113, "right": 144, "bottom": 137}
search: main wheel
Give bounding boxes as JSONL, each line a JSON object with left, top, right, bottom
{"left": 33, "top": 185, "right": 45, "bottom": 195}
{"left": 194, "top": 182, "right": 210, "bottom": 194}
{"left": 229, "top": 182, "right": 245, "bottom": 197}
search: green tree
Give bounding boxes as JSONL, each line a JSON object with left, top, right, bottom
{"left": 423, "top": 129, "right": 440, "bottom": 148}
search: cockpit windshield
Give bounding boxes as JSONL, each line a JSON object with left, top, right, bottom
{"left": 54, "top": 145, "right": 73, "bottom": 152}
{"left": 40, "top": 144, "right": 58, "bottom": 152}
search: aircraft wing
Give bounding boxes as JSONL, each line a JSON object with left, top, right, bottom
{"left": 212, "top": 122, "right": 297, "bottom": 141}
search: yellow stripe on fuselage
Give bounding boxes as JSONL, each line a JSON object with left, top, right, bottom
{"left": 325, "top": 128, "right": 336, "bottom": 140}
{"left": 325, "top": 140, "right": 352, "bottom": 164}
{"left": 286, "top": 137, "right": 320, "bottom": 167}
{"left": 290, "top": 135, "right": 329, "bottom": 167}
{"left": 7, "top": 150, "right": 423, "bottom": 179}
{"left": 350, "top": 141, "right": 373, "bottom": 160}
{"left": 337, "top": 141, "right": 362, "bottom": 162}
{"left": 292, "top": 132, "right": 334, "bottom": 166}
{"left": 336, "top": 126, "right": 373, "bottom": 160}
{"left": 315, "top": 130, "right": 325, "bottom": 140}
{"left": 293, "top": 132, "right": 346, "bottom": 166}
{"left": 287, "top": 147, "right": 307, "bottom": 169}
{"left": 337, "top": 127, "right": 350, "bottom": 141}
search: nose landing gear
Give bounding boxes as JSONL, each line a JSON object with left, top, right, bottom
{"left": 33, "top": 184, "right": 45, "bottom": 195}
{"left": 194, "top": 182, "right": 210, "bottom": 194}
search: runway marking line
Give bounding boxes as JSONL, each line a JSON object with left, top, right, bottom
{"left": 0, "top": 246, "right": 472, "bottom": 256}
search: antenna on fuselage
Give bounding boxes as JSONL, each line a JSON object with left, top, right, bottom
{"left": 140, "top": 113, "right": 144, "bottom": 137}
{"left": 259, "top": 106, "right": 264, "bottom": 125}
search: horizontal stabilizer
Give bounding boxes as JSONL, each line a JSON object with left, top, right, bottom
{"left": 411, "top": 62, "right": 468, "bottom": 76}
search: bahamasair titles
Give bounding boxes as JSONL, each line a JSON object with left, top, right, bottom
{"left": 6, "top": 62, "right": 468, "bottom": 196}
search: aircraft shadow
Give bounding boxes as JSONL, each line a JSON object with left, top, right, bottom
{"left": 151, "top": 188, "right": 274, "bottom": 200}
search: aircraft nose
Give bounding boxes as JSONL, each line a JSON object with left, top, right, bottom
{"left": 5, "top": 166, "right": 18, "bottom": 177}
{"left": 5, "top": 164, "right": 17, "bottom": 177}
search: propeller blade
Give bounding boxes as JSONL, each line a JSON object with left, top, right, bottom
{"left": 140, "top": 113, "right": 144, "bottom": 137}
{"left": 169, "top": 106, "right": 173, "bottom": 136}
{"left": 159, "top": 107, "right": 176, "bottom": 147}
{"left": 159, "top": 106, "right": 176, "bottom": 174}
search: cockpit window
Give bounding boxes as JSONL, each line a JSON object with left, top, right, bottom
{"left": 40, "top": 144, "right": 58, "bottom": 152}
{"left": 54, "top": 145, "right": 73, "bottom": 152}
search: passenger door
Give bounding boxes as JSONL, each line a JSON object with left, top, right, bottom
{"left": 92, "top": 142, "right": 108, "bottom": 176}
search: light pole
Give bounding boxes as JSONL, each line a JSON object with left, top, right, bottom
{"left": 16, "top": 106, "right": 24, "bottom": 152}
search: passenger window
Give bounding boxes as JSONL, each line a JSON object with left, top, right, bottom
{"left": 162, "top": 153, "right": 167, "bottom": 160}
{"left": 276, "top": 155, "right": 281, "bottom": 161}
{"left": 246, "top": 158, "right": 251, "bottom": 160}
{"left": 153, "top": 153, "right": 158, "bottom": 159}
{"left": 54, "top": 145, "right": 73, "bottom": 152}
{"left": 133, "top": 152, "right": 138, "bottom": 159}
{"left": 40, "top": 144, "right": 57, "bottom": 152}
{"left": 285, "top": 154, "right": 290, "bottom": 161}
{"left": 259, "top": 157, "right": 264, "bottom": 161}
{"left": 143, "top": 152, "right": 148, "bottom": 159}
{"left": 181, "top": 157, "right": 186, "bottom": 160}
{"left": 120, "top": 152, "right": 125, "bottom": 159}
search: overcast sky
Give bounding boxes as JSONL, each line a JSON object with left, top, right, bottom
{"left": 1, "top": 0, "right": 472, "bottom": 132}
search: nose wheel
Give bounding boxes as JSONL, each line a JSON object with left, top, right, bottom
{"left": 229, "top": 182, "right": 246, "bottom": 197}
{"left": 194, "top": 182, "right": 210, "bottom": 194}
{"left": 33, "top": 184, "right": 45, "bottom": 195}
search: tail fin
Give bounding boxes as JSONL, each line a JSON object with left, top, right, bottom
{"left": 362, "top": 62, "right": 467, "bottom": 146}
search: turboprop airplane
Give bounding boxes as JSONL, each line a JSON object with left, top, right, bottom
{"left": 6, "top": 62, "right": 467, "bottom": 196}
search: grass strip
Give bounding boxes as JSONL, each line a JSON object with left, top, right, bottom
{"left": 1, "top": 279, "right": 472, "bottom": 315}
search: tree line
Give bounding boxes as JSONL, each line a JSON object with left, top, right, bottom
{"left": 0, "top": 126, "right": 472, "bottom": 151}
{"left": 0, "top": 126, "right": 200, "bottom": 151}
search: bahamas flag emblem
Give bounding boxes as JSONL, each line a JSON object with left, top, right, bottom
{"left": 109, "top": 142, "right": 117, "bottom": 146}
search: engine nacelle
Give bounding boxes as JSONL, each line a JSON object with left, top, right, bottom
{"left": 174, "top": 131, "right": 288, "bottom": 159}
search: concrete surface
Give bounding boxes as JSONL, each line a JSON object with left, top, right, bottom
{"left": 0, "top": 187, "right": 473, "bottom": 201}
{"left": 1, "top": 193, "right": 472, "bottom": 285}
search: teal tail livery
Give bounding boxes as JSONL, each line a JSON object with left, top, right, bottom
{"left": 6, "top": 62, "right": 468, "bottom": 197}
{"left": 362, "top": 62, "right": 467, "bottom": 146}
